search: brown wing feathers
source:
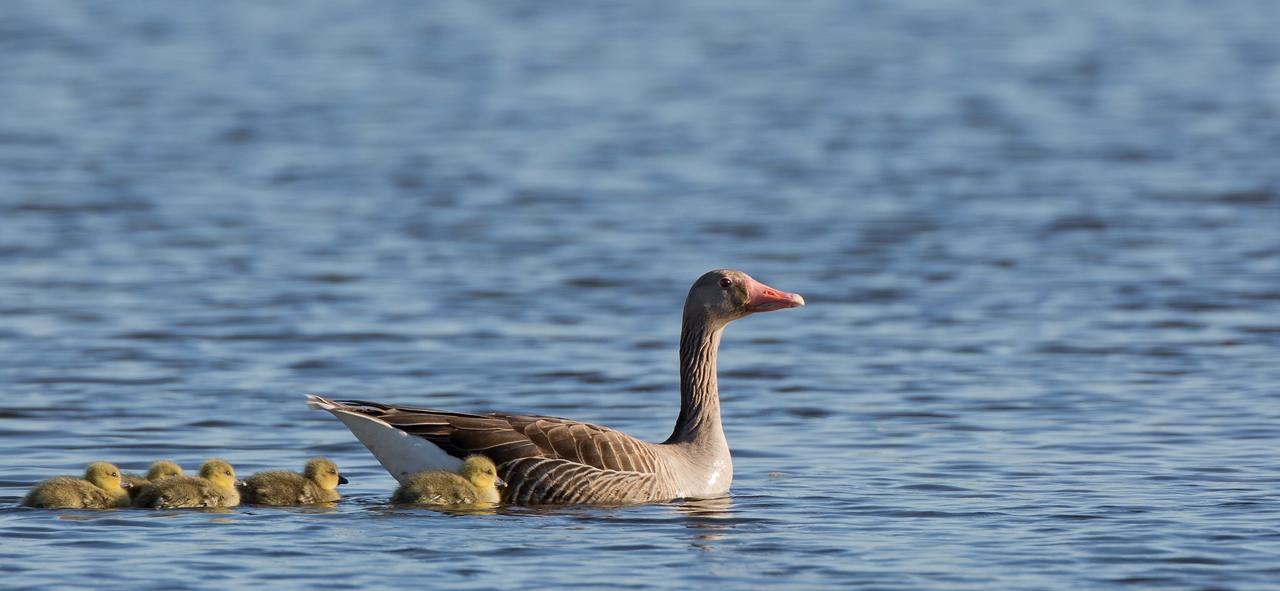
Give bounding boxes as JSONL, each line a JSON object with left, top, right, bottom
{"left": 335, "top": 400, "right": 668, "bottom": 503}
{"left": 502, "top": 458, "right": 666, "bottom": 505}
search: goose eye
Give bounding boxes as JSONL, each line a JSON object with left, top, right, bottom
{"left": 719, "top": 277, "right": 733, "bottom": 289}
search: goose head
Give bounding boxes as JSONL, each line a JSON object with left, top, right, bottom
{"left": 684, "top": 270, "right": 804, "bottom": 330}
{"left": 146, "top": 460, "right": 184, "bottom": 481}
{"left": 460, "top": 455, "right": 505, "bottom": 490}
{"left": 198, "top": 459, "right": 245, "bottom": 489}
{"left": 84, "top": 462, "right": 129, "bottom": 492}
{"left": 304, "top": 457, "right": 348, "bottom": 490}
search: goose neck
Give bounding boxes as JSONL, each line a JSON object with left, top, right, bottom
{"left": 667, "top": 317, "right": 725, "bottom": 444}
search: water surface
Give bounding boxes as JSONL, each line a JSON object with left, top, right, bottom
{"left": 2, "top": 1, "right": 1280, "bottom": 589}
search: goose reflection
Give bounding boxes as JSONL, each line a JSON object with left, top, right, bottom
{"left": 674, "top": 495, "right": 735, "bottom": 519}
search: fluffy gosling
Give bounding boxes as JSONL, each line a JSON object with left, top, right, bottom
{"left": 21, "top": 462, "right": 132, "bottom": 509}
{"left": 391, "top": 455, "right": 504, "bottom": 505}
{"left": 132, "top": 459, "right": 244, "bottom": 509}
{"left": 240, "top": 457, "right": 348, "bottom": 505}
{"left": 123, "top": 460, "right": 185, "bottom": 501}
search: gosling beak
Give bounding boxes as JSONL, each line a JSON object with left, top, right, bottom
{"left": 495, "top": 476, "right": 507, "bottom": 488}
{"left": 120, "top": 481, "right": 132, "bottom": 489}
{"left": 743, "top": 277, "right": 805, "bottom": 313}
{"left": 337, "top": 475, "right": 349, "bottom": 485}
{"left": 234, "top": 478, "right": 247, "bottom": 487}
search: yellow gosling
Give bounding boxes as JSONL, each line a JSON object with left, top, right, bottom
{"left": 21, "top": 462, "right": 132, "bottom": 509}
{"left": 132, "top": 459, "right": 244, "bottom": 509}
{"left": 240, "top": 457, "right": 348, "bottom": 505}
{"left": 391, "top": 455, "right": 504, "bottom": 505}
{"left": 123, "top": 460, "right": 185, "bottom": 501}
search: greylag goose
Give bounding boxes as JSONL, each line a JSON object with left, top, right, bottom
{"left": 123, "top": 460, "right": 184, "bottom": 501}
{"left": 132, "top": 459, "right": 244, "bottom": 509}
{"left": 240, "top": 457, "right": 348, "bottom": 505}
{"left": 392, "top": 455, "right": 504, "bottom": 505}
{"left": 21, "top": 462, "right": 132, "bottom": 509}
{"left": 308, "top": 269, "right": 803, "bottom": 504}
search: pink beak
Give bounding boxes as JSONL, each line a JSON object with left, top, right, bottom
{"left": 743, "top": 278, "right": 805, "bottom": 313}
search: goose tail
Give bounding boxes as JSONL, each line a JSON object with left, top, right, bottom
{"left": 304, "top": 395, "right": 463, "bottom": 483}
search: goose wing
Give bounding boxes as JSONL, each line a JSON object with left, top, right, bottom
{"left": 500, "top": 457, "right": 664, "bottom": 504}
{"left": 334, "top": 400, "right": 666, "bottom": 474}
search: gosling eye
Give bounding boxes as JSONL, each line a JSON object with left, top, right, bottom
{"left": 719, "top": 277, "right": 733, "bottom": 289}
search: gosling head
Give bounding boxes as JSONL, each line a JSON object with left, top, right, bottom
{"left": 84, "top": 462, "right": 129, "bottom": 492}
{"left": 303, "top": 457, "right": 348, "bottom": 490}
{"left": 146, "top": 460, "right": 184, "bottom": 481}
{"left": 459, "top": 455, "right": 504, "bottom": 490}
{"left": 198, "top": 459, "right": 244, "bottom": 489}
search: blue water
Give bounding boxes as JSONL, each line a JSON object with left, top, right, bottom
{"left": 3, "top": 0, "right": 1280, "bottom": 588}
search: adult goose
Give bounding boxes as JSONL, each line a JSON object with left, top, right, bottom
{"left": 308, "top": 269, "right": 803, "bottom": 505}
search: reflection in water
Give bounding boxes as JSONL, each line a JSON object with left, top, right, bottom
{"left": 401, "top": 503, "right": 500, "bottom": 517}
{"left": 362, "top": 504, "right": 498, "bottom": 519}
{"left": 678, "top": 497, "right": 736, "bottom": 551}
{"left": 674, "top": 496, "right": 736, "bottom": 521}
